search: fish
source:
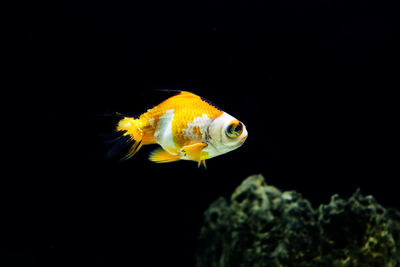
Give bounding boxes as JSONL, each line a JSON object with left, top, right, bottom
{"left": 106, "top": 91, "right": 248, "bottom": 167}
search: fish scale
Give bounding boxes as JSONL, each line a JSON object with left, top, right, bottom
{"left": 143, "top": 92, "right": 222, "bottom": 147}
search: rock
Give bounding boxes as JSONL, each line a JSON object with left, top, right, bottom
{"left": 196, "top": 174, "right": 400, "bottom": 267}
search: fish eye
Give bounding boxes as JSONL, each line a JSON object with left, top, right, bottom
{"left": 226, "top": 121, "right": 243, "bottom": 138}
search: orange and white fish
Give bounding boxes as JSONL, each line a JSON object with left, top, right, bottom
{"left": 107, "top": 91, "right": 248, "bottom": 167}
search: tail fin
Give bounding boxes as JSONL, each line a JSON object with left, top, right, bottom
{"left": 116, "top": 117, "right": 144, "bottom": 160}
{"left": 102, "top": 132, "right": 134, "bottom": 159}
{"left": 117, "top": 117, "right": 144, "bottom": 142}
{"left": 104, "top": 117, "right": 144, "bottom": 161}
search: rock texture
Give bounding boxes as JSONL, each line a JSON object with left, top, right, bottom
{"left": 196, "top": 174, "right": 400, "bottom": 267}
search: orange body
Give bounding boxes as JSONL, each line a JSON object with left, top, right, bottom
{"left": 116, "top": 91, "right": 224, "bottom": 165}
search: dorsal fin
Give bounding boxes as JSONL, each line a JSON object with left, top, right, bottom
{"left": 199, "top": 95, "right": 222, "bottom": 111}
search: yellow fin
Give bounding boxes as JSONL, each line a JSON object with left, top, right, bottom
{"left": 121, "top": 139, "right": 143, "bottom": 161}
{"left": 117, "top": 117, "right": 143, "bottom": 141}
{"left": 113, "top": 117, "right": 145, "bottom": 160}
{"left": 198, "top": 159, "right": 207, "bottom": 169}
{"left": 149, "top": 148, "right": 181, "bottom": 163}
{"left": 182, "top": 143, "right": 208, "bottom": 167}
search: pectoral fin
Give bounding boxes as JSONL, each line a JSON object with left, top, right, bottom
{"left": 149, "top": 148, "right": 181, "bottom": 163}
{"left": 181, "top": 143, "right": 209, "bottom": 168}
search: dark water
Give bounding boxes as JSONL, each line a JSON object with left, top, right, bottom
{"left": 11, "top": 0, "right": 399, "bottom": 266}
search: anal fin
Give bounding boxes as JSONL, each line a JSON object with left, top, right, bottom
{"left": 149, "top": 148, "right": 181, "bottom": 163}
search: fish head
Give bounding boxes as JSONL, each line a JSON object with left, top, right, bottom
{"left": 206, "top": 112, "right": 248, "bottom": 157}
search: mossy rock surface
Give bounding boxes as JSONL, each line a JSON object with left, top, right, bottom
{"left": 196, "top": 174, "right": 400, "bottom": 267}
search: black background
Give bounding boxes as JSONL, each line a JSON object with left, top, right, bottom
{"left": 11, "top": 0, "right": 399, "bottom": 266}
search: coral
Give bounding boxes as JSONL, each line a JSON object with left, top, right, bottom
{"left": 196, "top": 174, "right": 400, "bottom": 267}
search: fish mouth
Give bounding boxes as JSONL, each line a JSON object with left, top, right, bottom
{"left": 239, "top": 135, "right": 247, "bottom": 144}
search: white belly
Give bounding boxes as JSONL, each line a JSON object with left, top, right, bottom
{"left": 154, "top": 109, "right": 177, "bottom": 154}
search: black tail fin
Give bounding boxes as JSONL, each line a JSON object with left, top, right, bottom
{"left": 100, "top": 131, "right": 134, "bottom": 160}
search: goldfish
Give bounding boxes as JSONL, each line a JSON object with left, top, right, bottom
{"left": 107, "top": 91, "right": 248, "bottom": 167}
